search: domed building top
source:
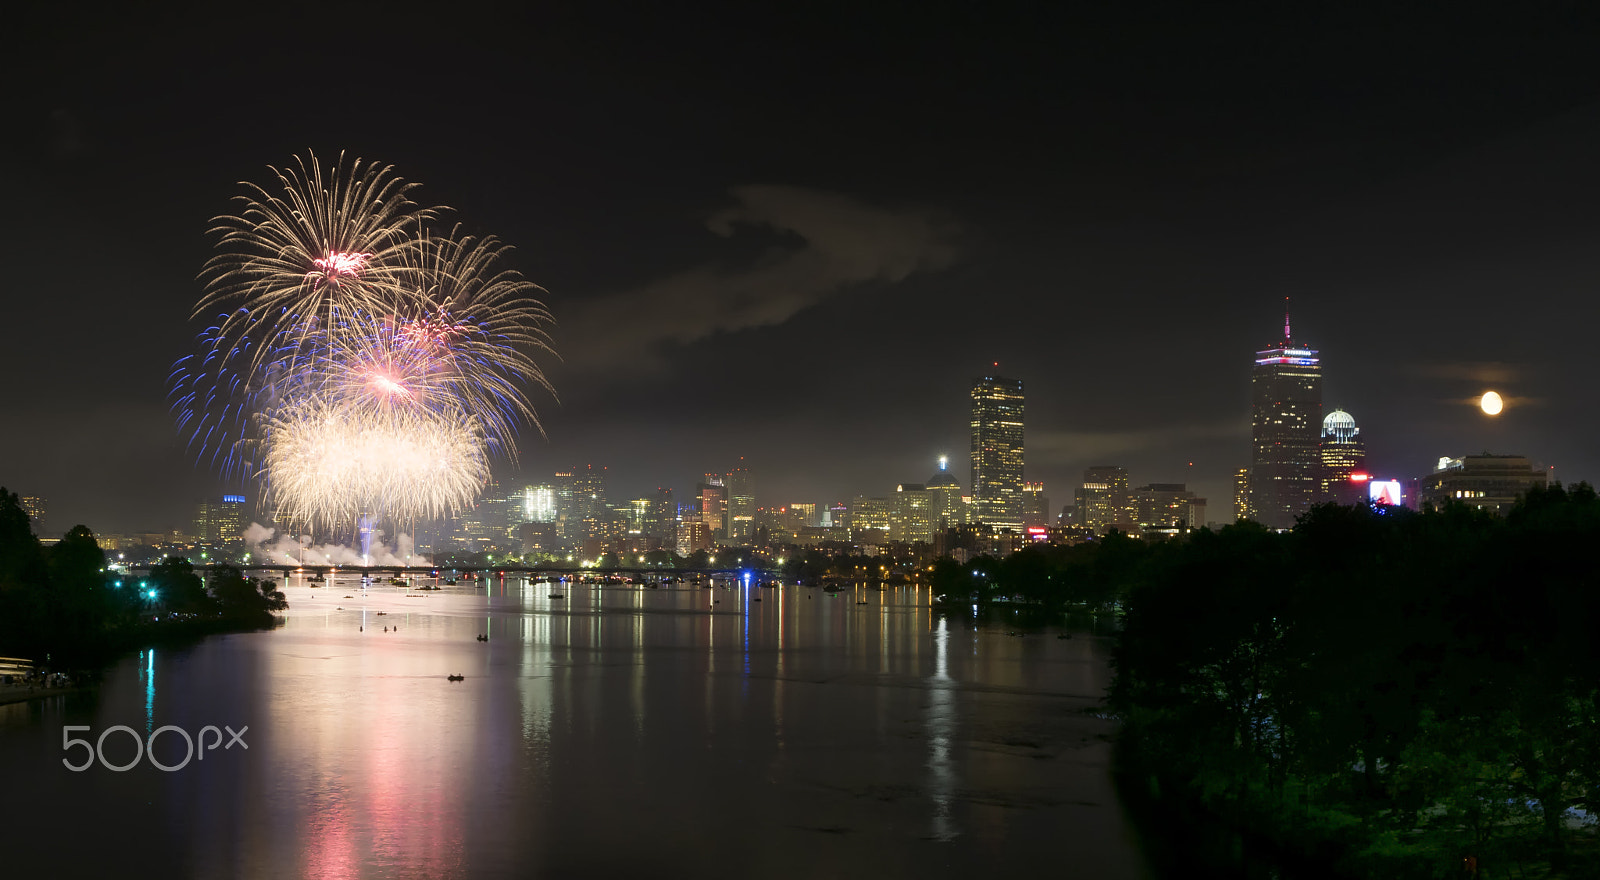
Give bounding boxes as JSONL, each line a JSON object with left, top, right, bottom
{"left": 928, "top": 455, "right": 961, "bottom": 489}
{"left": 1322, "top": 409, "right": 1358, "bottom": 442}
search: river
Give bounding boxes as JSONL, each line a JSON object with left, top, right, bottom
{"left": 0, "top": 574, "right": 1149, "bottom": 879}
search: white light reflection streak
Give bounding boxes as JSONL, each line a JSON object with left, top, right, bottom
{"left": 927, "top": 617, "right": 957, "bottom": 841}
{"left": 144, "top": 649, "right": 156, "bottom": 734}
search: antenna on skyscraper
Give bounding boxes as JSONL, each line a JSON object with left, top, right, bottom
{"left": 1283, "top": 296, "right": 1292, "bottom": 343}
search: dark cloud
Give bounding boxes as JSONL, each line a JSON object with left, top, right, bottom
{"left": 1030, "top": 420, "right": 1252, "bottom": 467}
{"left": 558, "top": 186, "right": 960, "bottom": 371}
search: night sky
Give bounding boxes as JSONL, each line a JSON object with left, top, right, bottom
{"left": 6, "top": 4, "right": 1600, "bottom": 536}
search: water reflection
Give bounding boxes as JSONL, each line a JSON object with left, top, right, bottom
{"left": 0, "top": 578, "right": 1145, "bottom": 879}
{"left": 928, "top": 615, "right": 957, "bottom": 841}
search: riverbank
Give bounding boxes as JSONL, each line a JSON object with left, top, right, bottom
{"left": 0, "top": 684, "right": 90, "bottom": 707}
{"left": 1, "top": 613, "right": 285, "bottom": 678}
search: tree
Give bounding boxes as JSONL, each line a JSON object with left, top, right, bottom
{"left": 149, "top": 556, "right": 211, "bottom": 613}
{"left": 209, "top": 565, "right": 288, "bottom": 620}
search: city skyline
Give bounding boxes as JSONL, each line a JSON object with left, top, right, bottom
{"left": 3, "top": 7, "right": 1594, "bottom": 535}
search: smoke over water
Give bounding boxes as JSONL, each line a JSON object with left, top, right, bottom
{"left": 243, "top": 523, "right": 424, "bottom": 566}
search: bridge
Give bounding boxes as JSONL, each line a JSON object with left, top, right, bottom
{"left": 123, "top": 563, "right": 781, "bottom": 578}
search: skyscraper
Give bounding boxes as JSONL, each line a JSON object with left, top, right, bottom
{"left": 193, "top": 495, "right": 247, "bottom": 545}
{"left": 1250, "top": 309, "right": 1323, "bottom": 530}
{"left": 970, "top": 373, "right": 1025, "bottom": 531}
{"left": 927, "top": 456, "right": 966, "bottom": 531}
{"left": 19, "top": 496, "right": 45, "bottom": 532}
{"left": 1022, "top": 482, "right": 1051, "bottom": 529}
{"left": 891, "top": 483, "right": 933, "bottom": 543}
{"left": 1077, "top": 466, "right": 1131, "bottom": 534}
{"left": 645, "top": 487, "right": 674, "bottom": 540}
{"left": 1233, "top": 467, "right": 1253, "bottom": 522}
{"left": 698, "top": 480, "right": 727, "bottom": 541}
{"left": 1319, "top": 409, "right": 1367, "bottom": 504}
{"left": 725, "top": 464, "right": 754, "bottom": 542}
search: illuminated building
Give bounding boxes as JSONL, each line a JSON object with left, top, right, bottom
{"left": 1129, "top": 484, "right": 1205, "bottom": 535}
{"left": 849, "top": 495, "right": 891, "bottom": 543}
{"left": 788, "top": 503, "right": 817, "bottom": 528}
{"left": 19, "top": 495, "right": 45, "bottom": 531}
{"left": 1076, "top": 466, "right": 1130, "bottom": 535}
{"left": 676, "top": 519, "right": 712, "bottom": 556}
{"left": 1022, "top": 482, "right": 1050, "bottom": 529}
{"left": 624, "top": 499, "right": 650, "bottom": 534}
{"left": 926, "top": 457, "right": 966, "bottom": 530}
{"left": 1249, "top": 309, "right": 1323, "bottom": 529}
{"left": 891, "top": 484, "right": 933, "bottom": 543}
{"left": 1233, "top": 467, "right": 1253, "bottom": 521}
{"left": 826, "top": 501, "right": 848, "bottom": 531}
{"left": 724, "top": 465, "right": 754, "bottom": 542}
{"left": 698, "top": 480, "right": 727, "bottom": 541}
{"left": 517, "top": 521, "right": 558, "bottom": 553}
{"left": 755, "top": 506, "right": 791, "bottom": 544}
{"left": 521, "top": 485, "right": 557, "bottom": 523}
{"left": 1417, "top": 454, "right": 1548, "bottom": 516}
{"left": 971, "top": 373, "right": 1025, "bottom": 531}
{"left": 645, "top": 488, "right": 674, "bottom": 539}
{"left": 193, "top": 495, "right": 248, "bottom": 545}
{"left": 574, "top": 465, "right": 608, "bottom": 538}
{"left": 552, "top": 471, "right": 576, "bottom": 540}
{"left": 1319, "top": 409, "right": 1367, "bottom": 505}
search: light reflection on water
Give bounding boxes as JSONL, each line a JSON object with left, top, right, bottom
{"left": 0, "top": 577, "right": 1142, "bottom": 879}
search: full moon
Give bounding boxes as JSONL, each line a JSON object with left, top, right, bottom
{"left": 1481, "top": 391, "right": 1504, "bottom": 415}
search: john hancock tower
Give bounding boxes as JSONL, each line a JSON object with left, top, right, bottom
{"left": 971, "top": 372, "right": 1025, "bottom": 532}
{"left": 1249, "top": 311, "right": 1323, "bottom": 530}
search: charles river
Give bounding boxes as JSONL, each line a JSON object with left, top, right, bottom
{"left": 0, "top": 574, "right": 1175, "bottom": 879}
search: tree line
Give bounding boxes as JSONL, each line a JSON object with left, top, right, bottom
{"left": 0, "top": 488, "right": 287, "bottom": 667}
{"left": 1109, "top": 484, "right": 1600, "bottom": 878}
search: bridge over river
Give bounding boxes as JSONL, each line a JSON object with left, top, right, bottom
{"left": 123, "top": 562, "right": 782, "bottom": 579}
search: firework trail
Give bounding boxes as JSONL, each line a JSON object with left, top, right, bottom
{"left": 171, "top": 151, "right": 556, "bottom": 531}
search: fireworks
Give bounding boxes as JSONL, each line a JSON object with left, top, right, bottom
{"left": 258, "top": 396, "right": 491, "bottom": 529}
{"left": 172, "top": 151, "right": 555, "bottom": 532}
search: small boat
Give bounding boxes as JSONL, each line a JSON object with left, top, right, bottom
{"left": 548, "top": 593, "right": 564, "bottom": 600}
{"left": 447, "top": 674, "right": 464, "bottom": 682}
{"left": 445, "top": 579, "right": 457, "bottom": 586}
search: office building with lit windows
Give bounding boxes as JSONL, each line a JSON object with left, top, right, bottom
{"left": 927, "top": 457, "right": 966, "bottom": 530}
{"left": 193, "top": 495, "right": 247, "bottom": 545}
{"left": 1319, "top": 409, "right": 1367, "bottom": 505}
{"left": 1417, "top": 455, "right": 1548, "bottom": 516}
{"left": 1022, "top": 482, "right": 1051, "bottom": 529}
{"left": 725, "top": 465, "right": 754, "bottom": 541}
{"left": 1076, "top": 466, "right": 1131, "bottom": 534}
{"left": 971, "top": 374, "right": 1025, "bottom": 531}
{"left": 1249, "top": 313, "right": 1323, "bottom": 529}
{"left": 891, "top": 483, "right": 934, "bottom": 544}
{"left": 1233, "top": 467, "right": 1253, "bottom": 521}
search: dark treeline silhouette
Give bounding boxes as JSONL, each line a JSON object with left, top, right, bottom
{"left": 1110, "top": 484, "right": 1600, "bottom": 878}
{"left": 0, "top": 488, "right": 286, "bottom": 667}
{"left": 926, "top": 530, "right": 1156, "bottom": 609}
